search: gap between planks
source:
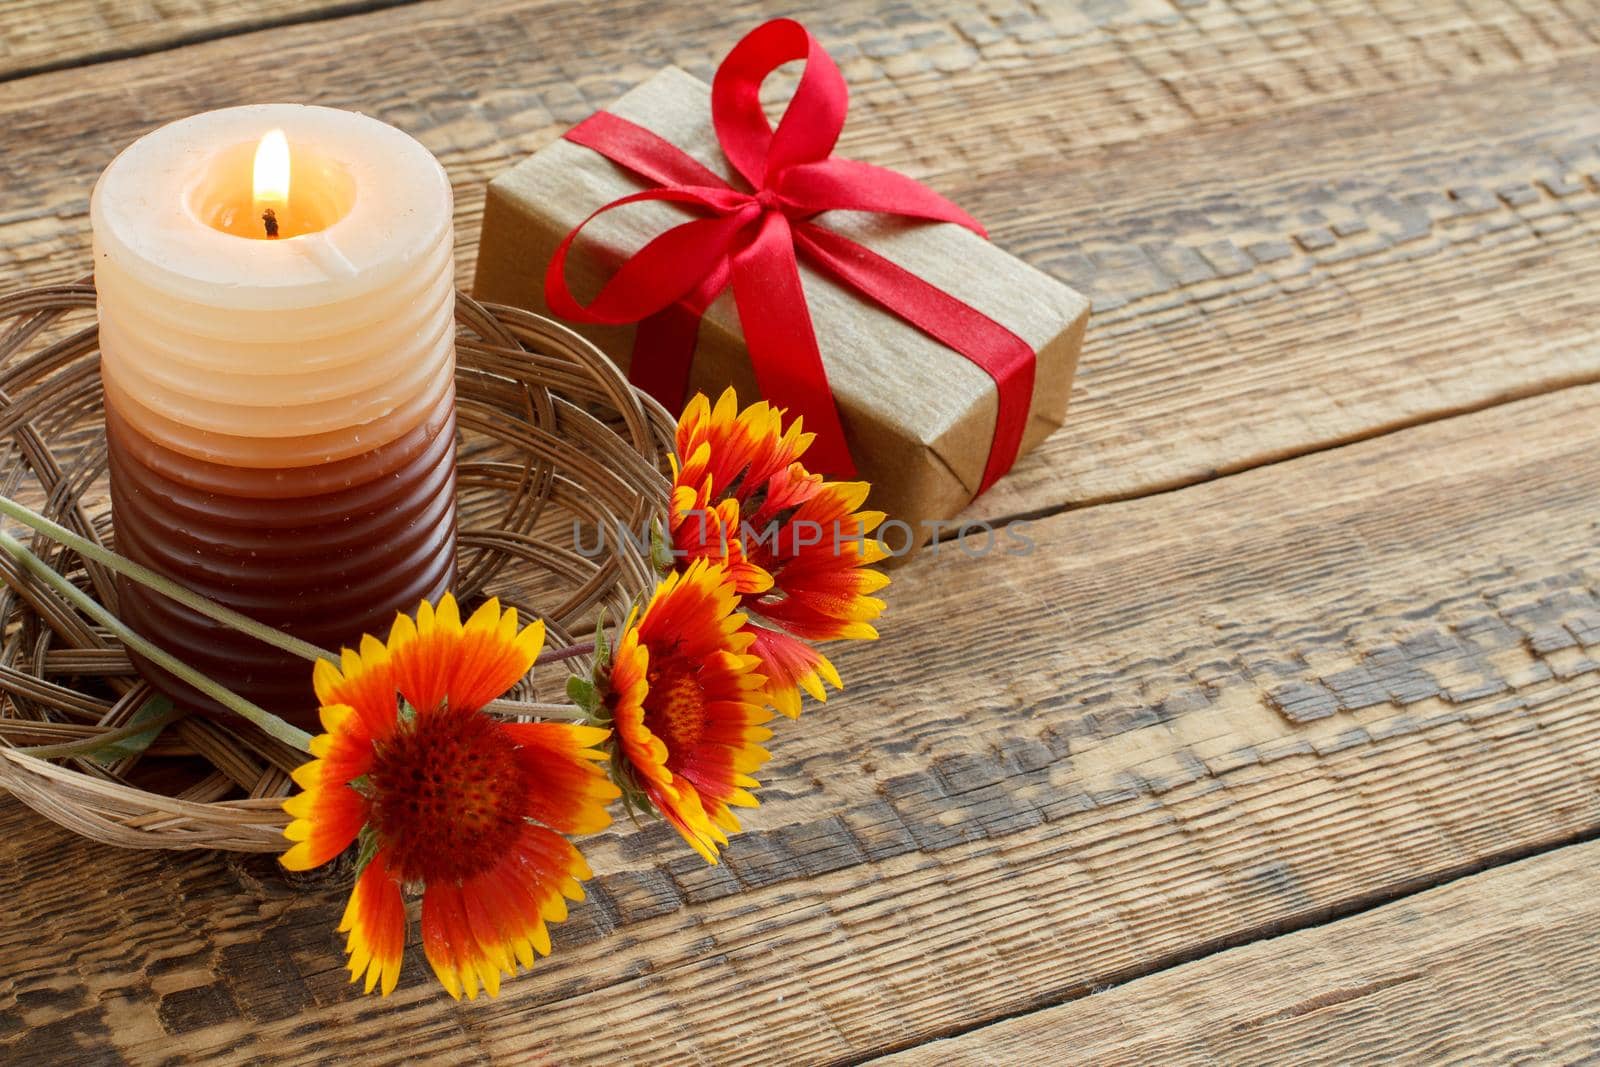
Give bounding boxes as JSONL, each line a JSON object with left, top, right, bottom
{"left": 871, "top": 837, "right": 1600, "bottom": 1065}
{"left": 856, "top": 796, "right": 1600, "bottom": 1064}
{"left": 960, "top": 364, "right": 1600, "bottom": 540}
{"left": 0, "top": 0, "right": 427, "bottom": 85}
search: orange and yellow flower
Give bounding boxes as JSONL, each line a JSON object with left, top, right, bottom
{"left": 671, "top": 388, "right": 890, "bottom": 718}
{"left": 603, "top": 559, "right": 772, "bottom": 862}
{"left": 281, "top": 594, "right": 619, "bottom": 1000}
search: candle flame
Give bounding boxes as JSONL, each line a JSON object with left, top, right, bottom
{"left": 253, "top": 129, "right": 290, "bottom": 206}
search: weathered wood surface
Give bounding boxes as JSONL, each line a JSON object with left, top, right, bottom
{"left": 7, "top": 381, "right": 1600, "bottom": 1062}
{"left": 0, "top": 1, "right": 412, "bottom": 81}
{"left": 2, "top": 0, "right": 1600, "bottom": 521}
{"left": 879, "top": 839, "right": 1600, "bottom": 1066}
{"left": 5, "top": 0, "right": 1600, "bottom": 1063}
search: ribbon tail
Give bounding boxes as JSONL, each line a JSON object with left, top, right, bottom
{"left": 795, "top": 224, "right": 1033, "bottom": 495}
{"left": 629, "top": 260, "right": 731, "bottom": 411}
{"left": 731, "top": 213, "right": 856, "bottom": 478}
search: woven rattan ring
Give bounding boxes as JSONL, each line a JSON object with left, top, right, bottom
{"left": 0, "top": 283, "right": 673, "bottom": 853}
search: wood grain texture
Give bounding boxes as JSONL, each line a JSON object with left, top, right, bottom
{"left": 7, "top": 381, "right": 1600, "bottom": 1063}
{"left": 0, "top": 1, "right": 409, "bottom": 81}
{"left": 876, "top": 839, "right": 1600, "bottom": 1065}
{"left": 6, "top": 1, "right": 1600, "bottom": 1061}
{"left": 2, "top": 0, "right": 1599, "bottom": 521}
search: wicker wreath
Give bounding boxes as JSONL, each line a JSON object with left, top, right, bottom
{"left": 0, "top": 283, "right": 673, "bottom": 852}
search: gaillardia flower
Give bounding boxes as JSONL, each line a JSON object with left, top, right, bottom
{"left": 602, "top": 559, "right": 772, "bottom": 862}
{"left": 671, "top": 388, "right": 890, "bottom": 718}
{"left": 281, "top": 594, "right": 619, "bottom": 1000}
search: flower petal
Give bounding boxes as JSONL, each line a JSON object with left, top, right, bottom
{"left": 646, "top": 778, "right": 728, "bottom": 864}
{"left": 500, "top": 722, "right": 620, "bottom": 834}
{"left": 746, "top": 626, "right": 841, "bottom": 719}
{"left": 447, "top": 600, "right": 545, "bottom": 712}
{"left": 313, "top": 637, "right": 398, "bottom": 744}
{"left": 391, "top": 594, "right": 462, "bottom": 713}
{"left": 337, "top": 849, "right": 406, "bottom": 996}
{"left": 382, "top": 594, "right": 544, "bottom": 714}
{"left": 422, "top": 826, "right": 594, "bottom": 999}
{"left": 421, "top": 882, "right": 478, "bottom": 1001}
{"left": 280, "top": 705, "right": 374, "bottom": 871}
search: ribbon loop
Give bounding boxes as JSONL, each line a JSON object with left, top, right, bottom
{"left": 545, "top": 190, "right": 755, "bottom": 325}
{"left": 776, "top": 158, "right": 986, "bottom": 234}
{"left": 546, "top": 18, "right": 1037, "bottom": 493}
{"left": 567, "top": 112, "right": 730, "bottom": 190}
{"left": 712, "top": 17, "right": 847, "bottom": 186}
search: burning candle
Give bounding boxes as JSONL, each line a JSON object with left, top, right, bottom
{"left": 91, "top": 105, "right": 457, "bottom": 727}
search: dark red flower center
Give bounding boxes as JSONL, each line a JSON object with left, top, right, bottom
{"left": 644, "top": 659, "right": 708, "bottom": 756}
{"left": 369, "top": 707, "right": 531, "bottom": 885}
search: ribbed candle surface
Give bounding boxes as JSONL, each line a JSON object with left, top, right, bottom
{"left": 91, "top": 105, "right": 457, "bottom": 727}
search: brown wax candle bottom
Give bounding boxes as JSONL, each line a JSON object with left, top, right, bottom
{"left": 105, "top": 401, "right": 458, "bottom": 730}
{"left": 117, "top": 576, "right": 451, "bottom": 726}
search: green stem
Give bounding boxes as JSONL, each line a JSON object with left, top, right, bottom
{"left": 0, "top": 529, "right": 313, "bottom": 752}
{"left": 0, "top": 495, "right": 331, "bottom": 663}
{"left": 482, "top": 698, "right": 592, "bottom": 721}
{"left": 16, "top": 707, "right": 186, "bottom": 760}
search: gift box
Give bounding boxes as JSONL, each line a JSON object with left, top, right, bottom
{"left": 473, "top": 21, "right": 1089, "bottom": 546}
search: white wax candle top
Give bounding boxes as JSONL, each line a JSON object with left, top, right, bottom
{"left": 92, "top": 104, "right": 456, "bottom": 468}
{"left": 92, "top": 104, "right": 451, "bottom": 310}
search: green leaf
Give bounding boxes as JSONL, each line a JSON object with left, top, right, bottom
{"left": 352, "top": 824, "right": 381, "bottom": 878}
{"left": 88, "top": 695, "right": 174, "bottom": 767}
{"left": 592, "top": 607, "right": 610, "bottom": 669}
{"left": 609, "top": 756, "right": 656, "bottom": 823}
{"left": 650, "top": 518, "right": 675, "bottom": 574}
{"left": 566, "top": 675, "right": 600, "bottom": 715}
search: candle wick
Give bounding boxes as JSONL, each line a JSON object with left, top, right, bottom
{"left": 261, "top": 207, "right": 280, "bottom": 239}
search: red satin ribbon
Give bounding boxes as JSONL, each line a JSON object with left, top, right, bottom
{"left": 545, "top": 18, "right": 1035, "bottom": 491}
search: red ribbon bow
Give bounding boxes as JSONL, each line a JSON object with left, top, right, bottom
{"left": 546, "top": 18, "right": 1034, "bottom": 491}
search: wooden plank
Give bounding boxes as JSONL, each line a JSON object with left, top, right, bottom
{"left": 878, "top": 839, "right": 1600, "bottom": 1065}
{"left": 6, "top": 383, "right": 1600, "bottom": 1062}
{"left": 2, "top": 0, "right": 1599, "bottom": 518}
{"left": 969, "top": 52, "right": 1600, "bottom": 523}
{"left": 0, "top": 2, "right": 413, "bottom": 82}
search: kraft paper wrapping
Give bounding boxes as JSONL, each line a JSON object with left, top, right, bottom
{"left": 473, "top": 66, "right": 1090, "bottom": 544}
